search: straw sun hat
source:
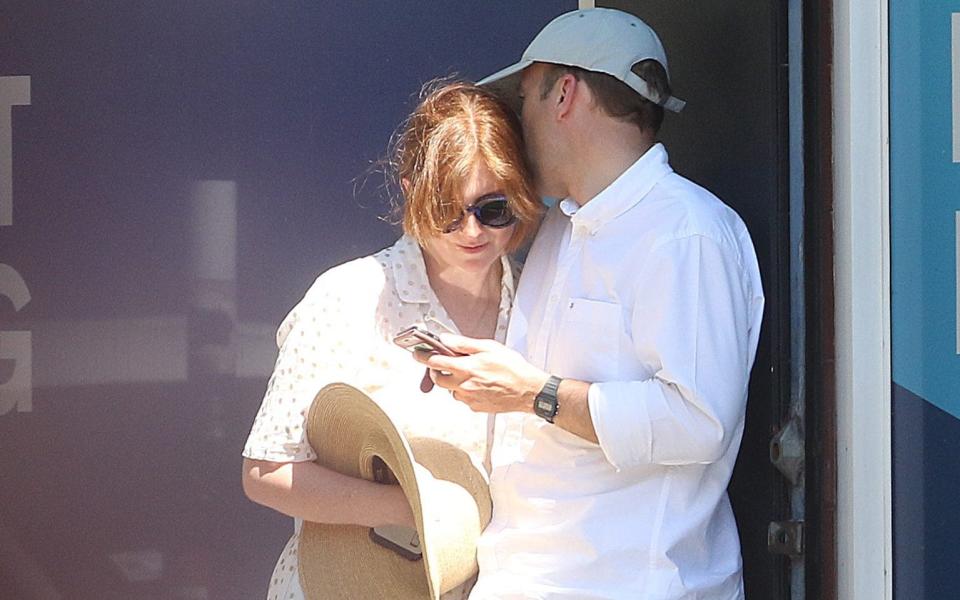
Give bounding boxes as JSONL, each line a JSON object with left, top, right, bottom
{"left": 298, "top": 383, "right": 492, "bottom": 599}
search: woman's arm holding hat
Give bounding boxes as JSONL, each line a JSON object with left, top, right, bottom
{"left": 241, "top": 263, "right": 414, "bottom": 528}
{"left": 242, "top": 458, "right": 415, "bottom": 529}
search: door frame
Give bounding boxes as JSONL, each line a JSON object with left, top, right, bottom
{"left": 829, "top": 1, "right": 894, "bottom": 599}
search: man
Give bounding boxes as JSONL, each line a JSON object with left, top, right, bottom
{"left": 418, "top": 8, "right": 764, "bottom": 599}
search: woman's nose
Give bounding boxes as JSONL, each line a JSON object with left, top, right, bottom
{"left": 460, "top": 212, "right": 484, "bottom": 237}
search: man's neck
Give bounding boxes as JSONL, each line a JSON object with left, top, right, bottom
{"left": 566, "top": 127, "right": 656, "bottom": 207}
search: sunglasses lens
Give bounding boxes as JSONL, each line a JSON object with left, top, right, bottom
{"left": 476, "top": 197, "right": 514, "bottom": 227}
{"left": 442, "top": 195, "right": 515, "bottom": 233}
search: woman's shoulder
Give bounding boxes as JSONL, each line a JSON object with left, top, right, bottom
{"left": 301, "top": 237, "right": 414, "bottom": 303}
{"left": 305, "top": 254, "right": 387, "bottom": 300}
{"left": 274, "top": 242, "right": 402, "bottom": 344}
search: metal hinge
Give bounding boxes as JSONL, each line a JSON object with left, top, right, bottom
{"left": 767, "top": 520, "right": 804, "bottom": 557}
{"left": 770, "top": 415, "right": 804, "bottom": 486}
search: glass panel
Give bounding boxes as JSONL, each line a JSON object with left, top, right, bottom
{"left": 0, "top": 2, "right": 574, "bottom": 598}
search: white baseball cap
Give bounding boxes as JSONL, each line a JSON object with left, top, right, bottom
{"left": 478, "top": 8, "right": 685, "bottom": 113}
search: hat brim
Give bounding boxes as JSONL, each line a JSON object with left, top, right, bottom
{"left": 477, "top": 59, "right": 533, "bottom": 113}
{"left": 298, "top": 383, "right": 491, "bottom": 600}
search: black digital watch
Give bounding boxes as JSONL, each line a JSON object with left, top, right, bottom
{"left": 533, "top": 375, "right": 562, "bottom": 423}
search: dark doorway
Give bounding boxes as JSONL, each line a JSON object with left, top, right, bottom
{"left": 600, "top": 2, "right": 795, "bottom": 598}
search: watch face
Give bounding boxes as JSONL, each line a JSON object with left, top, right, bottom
{"left": 536, "top": 397, "right": 555, "bottom": 415}
{"left": 534, "top": 376, "right": 561, "bottom": 422}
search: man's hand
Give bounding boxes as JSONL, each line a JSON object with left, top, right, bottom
{"left": 414, "top": 334, "right": 550, "bottom": 414}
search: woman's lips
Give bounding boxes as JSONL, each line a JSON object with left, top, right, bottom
{"left": 458, "top": 242, "right": 488, "bottom": 254}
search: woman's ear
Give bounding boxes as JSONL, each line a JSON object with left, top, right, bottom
{"left": 401, "top": 177, "right": 412, "bottom": 197}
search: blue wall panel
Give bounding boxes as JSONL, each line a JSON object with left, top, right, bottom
{"left": 890, "top": 2, "right": 960, "bottom": 597}
{"left": 892, "top": 384, "right": 960, "bottom": 598}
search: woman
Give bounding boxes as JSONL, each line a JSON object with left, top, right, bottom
{"left": 240, "top": 81, "right": 541, "bottom": 600}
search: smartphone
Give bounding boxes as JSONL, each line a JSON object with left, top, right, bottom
{"left": 393, "top": 325, "right": 462, "bottom": 357}
{"left": 369, "top": 525, "right": 423, "bottom": 561}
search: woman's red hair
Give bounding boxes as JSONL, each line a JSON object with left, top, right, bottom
{"left": 390, "top": 80, "right": 541, "bottom": 251}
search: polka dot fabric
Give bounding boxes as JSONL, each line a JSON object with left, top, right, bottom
{"left": 242, "top": 235, "right": 516, "bottom": 600}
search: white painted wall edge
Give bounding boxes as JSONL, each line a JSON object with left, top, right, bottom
{"left": 833, "top": 1, "right": 893, "bottom": 599}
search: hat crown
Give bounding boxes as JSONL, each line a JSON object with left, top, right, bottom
{"left": 477, "top": 8, "right": 686, "bottom": 113}
{"left": 522, "top": 8, "right": 670, "bottom": 81}
{"left": 299, "top": 383, "right": 491, "bottom": 600}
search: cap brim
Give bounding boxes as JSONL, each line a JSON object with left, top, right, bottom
{"left": 477, "top": 59, "right": 533, "bottom": 113}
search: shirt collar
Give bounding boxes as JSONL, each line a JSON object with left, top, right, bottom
{"left": 561, "top": 142, "right": 674, "bottom": 233}
{"left": 390, "top": 233, "right": 516, "bottom": 304}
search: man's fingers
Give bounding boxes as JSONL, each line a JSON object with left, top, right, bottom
{"left": 420, "top": 352, "right": 469, "bottom": 375}
{"left": 430, "top": 368, "right": 467, "bottom": 390}
{"left": 412, "top": 349, "right": 435, "bottom": 365}
{"left": 412, "top": 349, "right": 468, "bottom": 372}
{"left": 438, "top": 333, "right": 503, "bottom": 354}
{"left": 450, "top": 389, "right": 494, "bottom": 413}
{"left": 411, "top": 349, "right": 461, "bottom": 370}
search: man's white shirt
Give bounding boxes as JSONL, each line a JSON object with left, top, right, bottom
{"left": 470, "top": 144, "right": 764, "bottom": 600}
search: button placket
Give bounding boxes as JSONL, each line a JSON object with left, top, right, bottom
{"left": 536, "top": 226, "right": 582, "bottom": 370}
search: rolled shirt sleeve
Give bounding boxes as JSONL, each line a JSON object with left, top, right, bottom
{"left": 589, "top": 233, "right": 757, "bottom": 470}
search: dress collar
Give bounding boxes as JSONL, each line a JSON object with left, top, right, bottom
{"left": 391, "top": 234, "right": 433, "bottom": 304}
{"left": 560, "top": 142, "right": 674, "bottom": 234}
{"left": 390, "top": 234, "right": 516, "bottom": 305}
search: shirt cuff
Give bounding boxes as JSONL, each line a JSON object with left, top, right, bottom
{"left": 588, "top": 380, "right": 653, "bottom": 471}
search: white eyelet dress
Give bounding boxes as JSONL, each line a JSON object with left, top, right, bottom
{"left": 242, "top": 235, "right": 516, "bottom": 600}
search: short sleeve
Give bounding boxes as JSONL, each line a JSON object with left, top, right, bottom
{"left": 242, "top": 268, "right": 374, "bottom": 462}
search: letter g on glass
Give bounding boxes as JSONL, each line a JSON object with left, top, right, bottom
{"left": 0, "top": 263, "right": 32, "bottom": 415}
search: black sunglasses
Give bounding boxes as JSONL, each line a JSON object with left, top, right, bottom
{"left": 443, "top": 194, "right": 516, "bottom": 234}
